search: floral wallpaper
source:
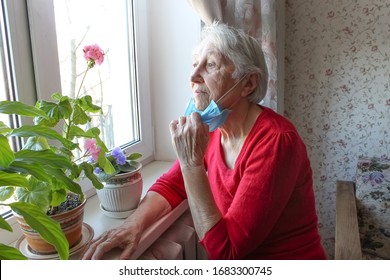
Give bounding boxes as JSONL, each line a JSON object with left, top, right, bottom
{"left": 284, "top": 0, "right": 390, "bottom": 258}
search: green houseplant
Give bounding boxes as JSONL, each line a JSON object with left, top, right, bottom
{"left": 0, "top": 44, "right": 140, "bottom": 260}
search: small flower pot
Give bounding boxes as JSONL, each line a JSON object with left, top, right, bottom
{"left": 14, "top": 198, "right": 86, "bottom": 255}
{"left": 97, "top": 161, "right": 143, "bottom": 218}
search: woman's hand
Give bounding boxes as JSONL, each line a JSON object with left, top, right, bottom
{"left": 169, "top": 112, "right": 209, "bottom": 168}
{"left": 81, "top": 221, "right": 141, "bottom": 260}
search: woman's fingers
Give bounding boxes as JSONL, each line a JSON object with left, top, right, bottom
{"left": 82, "top": 231, "right": 114, "bottom": 259}
{"left": 81, "top": 227, "right": 139, "bottom": 260}
{"left": 169, "top": 113, "right": 209, "bottom": 168}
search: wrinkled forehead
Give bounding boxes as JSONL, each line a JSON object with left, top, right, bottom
{"left": 191, "top": 40, "right": 229, "bottom": 64}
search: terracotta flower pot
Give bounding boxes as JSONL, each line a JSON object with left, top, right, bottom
{"left": 14, "top": 199, "right": 86, "bottom": 255}
{"left": 97, "top": 161, "right": 143, "bottom": 217}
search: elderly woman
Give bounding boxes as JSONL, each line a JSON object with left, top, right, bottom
{"left": 83, "top": 23, "right": 327, "bottom": 260}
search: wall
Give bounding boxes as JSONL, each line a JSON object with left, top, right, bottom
{"left": 147, "top": 0, "right": 200, "bottom": 161}
{"left": 284, "top": 0, "right": 390, "bottom": 258}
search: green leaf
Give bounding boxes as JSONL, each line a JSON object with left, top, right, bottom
{"left": 7, "top": 161, "right": 53, "bottom": 183}
{"left": 379, "top": 164, "right": 390, "bottom": 170}
{"left": 14, "top": 149, "right": 73, "bottom": 169}
{"left": 46, "top": 169, "right": 84, "bottom": 201}
{"left": 86, "top": 127, "right": 101, "bottom": 137}
{"left": 95, "top": 137, "right": 109, "bottom": 153}
{"left": 118, "top": 161, "right": 137, "bottom": 173}
{"left": 22, "top": 136, "right": 50, "bottom": 150}
{"left": 15, "top": 179, "right": 52, "bottom": 212}
{"left": 50, "top": 187, "right": 67, "bottom": 207}
{"left": 33, "top": 116, "right": 59, "bottom": 127}
{"left": 51, "top": 92, "right": 64, "bottom": 101}
{"left": 67, "top": 162, "right": 82, "bottom": 180}
{"left": 0, "top": 121, "right": 12, "bottom": 134}
{"left": 0, "top": 244, "right": 28, "bottom": 260}
{"left": 98, "top": 151, "right": 116, "bottom": 174}
{"left": 79, "top": 95, "right": 101, "bottom": 113}
{"left": 0, "top": 100, "right": 47, "bottom": 119}
{"left": 79, "top": 162, "right": 104, "bottom": 190}
{"left": 0, "top": 186, "right": 15, "bottom": 201}
{"left": 35, "top": 99, "right": 72, "bottom": 125}
{"left": 0, "top": 172, "right": 29, "bottom": 189}
{"left": 0, "top": 215, "right": 13, "bottom": 232}
{"left": 10, "top": 125, "right": 76, "bottom": 149}
{"left": 127, "top": 152, "right": 142, "bottom": 161}
{"left": 0, "top": 135, "right": 15, "bottom": 168}
{"left": 58, "top": 146, "right": 76, "bottom": 159}
{"left": 68, "top": 125, "right": 87, "bottom": 139}
{"left": 72, "top": 104, "right": 90, "bottom": 125}
{"left": 10, "top": 201, "right": 69, "bottom": 260}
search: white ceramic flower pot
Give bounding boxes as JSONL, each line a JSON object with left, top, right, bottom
{"left": 96, "top": 161, "right": 143, "bottom": 217}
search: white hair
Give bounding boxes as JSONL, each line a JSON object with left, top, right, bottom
{"left": 199, "top": 22, "right": 268, "bottom": 104}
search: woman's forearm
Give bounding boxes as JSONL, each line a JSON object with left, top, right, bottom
{"left": 124, "top": 191, "right": 172, "bottom": 232}
{"left": 181, "top": 165, "right": 221, "bottom": 239}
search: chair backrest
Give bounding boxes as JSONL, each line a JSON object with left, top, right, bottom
{"left": 335, "top": 180, "right": 362, "bottom": 260}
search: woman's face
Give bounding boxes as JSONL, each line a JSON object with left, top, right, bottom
{"left": 189, "top": 40, "right": 237, "bottom": 110}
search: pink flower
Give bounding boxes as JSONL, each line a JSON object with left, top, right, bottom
{"left": 84, "top": 138, "right": 101, "bottom": 161}
{"left": 83, "top": 44, "right": 105, "bottom": 66}
{"left": 325, "top": 69, "right": 333, "bottom": 76}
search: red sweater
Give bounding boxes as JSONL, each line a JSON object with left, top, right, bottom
{"left": 149, "top": 106, "right": 327, "bottom": 259}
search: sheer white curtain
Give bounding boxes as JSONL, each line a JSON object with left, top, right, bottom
{"left": 187, "top": 0, "right": 281, "bottom": 112}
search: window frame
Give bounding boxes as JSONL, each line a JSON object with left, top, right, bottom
{"left": 1, "top": 0, "right": 36, "bottom": 106}
{"left": 3, "top": 0, "right": 154, "bottom": 197}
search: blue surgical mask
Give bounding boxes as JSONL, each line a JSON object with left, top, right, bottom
{"left": 184, "top": 75, "right": 247, "bottom": 132}
{"left": 184, "top": 98, "right": 231, "bottom": 132}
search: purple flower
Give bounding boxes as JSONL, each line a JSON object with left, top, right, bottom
{"left": 94, "top": 167, "right": 102, "bottom": 174}
{"left": 111, "top": 147, "right": 126, "bottom": 165}
{"left": 362, "top": 171, "right": 385, "bottom": 186}
{"left": 116, "top": 154, "right": 126, "bottom": 165}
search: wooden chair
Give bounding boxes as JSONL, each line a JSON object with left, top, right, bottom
{"left": 335, "top": 180, "right": 362, "bottom": 259}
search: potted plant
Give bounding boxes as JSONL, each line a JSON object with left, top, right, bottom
{"left": 91, "top": 146, "right": 142, "bottom": 218}
{"left": 0, "top": 44, "right": 141, "bottom": 259}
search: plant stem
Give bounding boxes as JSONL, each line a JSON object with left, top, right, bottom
{"left": 76, "top": 66, "right": 91, "bottom": 100}
{"left": 65, "top": 65, "right": 91, "bottom": 140}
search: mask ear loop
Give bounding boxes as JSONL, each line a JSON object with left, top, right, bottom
{"left": 215, "top": 74, "right": 247, "bottom": 105}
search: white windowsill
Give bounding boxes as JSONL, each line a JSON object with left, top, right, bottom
{"left": 2, "top": 160, "right": 190, "bottom": 260}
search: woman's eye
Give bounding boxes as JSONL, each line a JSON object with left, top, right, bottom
{"left": 192, "top": 62, "right": 198, "bottom": 68}
{"left": 207, "top": 62, "right": 216, "bottom": 68}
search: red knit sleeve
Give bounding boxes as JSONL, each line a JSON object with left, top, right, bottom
{"left": 148, "top": 160, "right": 187, "bottom": 209}
{"left": 199, "top": 130, "right": 313, "bottom": 259}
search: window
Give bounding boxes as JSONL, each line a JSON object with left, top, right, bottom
{"left": 0, "top": 0, "right": 36, "bottom": 216}
{"left": 52, "top": 0, "right": 139, "bottom": 150}
{"left": 0, "top": 0, "right": 153, "bottom": 216}
{"left": 27, "top": 0, "right": 153, "bottom": 163}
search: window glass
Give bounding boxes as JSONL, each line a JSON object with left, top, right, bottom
{"left": 53, "top": 0, "right": 139, "bottom": 150}
{"left": 0, "top": 16, "right": 10, "bottom": 216}
{"left": 1, "top": 0, "right": 153, "bottom": 218}
{"left": 0, "top": 2, "right": 17, "bottom": 216}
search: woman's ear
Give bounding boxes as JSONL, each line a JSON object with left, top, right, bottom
{"left": 241, "top": 73, "right": 259, "bottom": 97}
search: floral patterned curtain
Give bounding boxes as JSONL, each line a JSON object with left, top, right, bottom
{"left": 187, "top": 0, "right": 279, "bottom": 111}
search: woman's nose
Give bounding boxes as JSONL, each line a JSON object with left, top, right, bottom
{"left": 189, "top": 68, "right": 204, "bottom": 84}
